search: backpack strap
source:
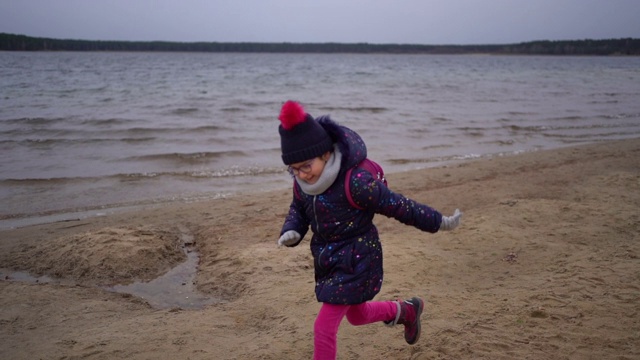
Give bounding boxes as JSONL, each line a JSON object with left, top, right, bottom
{"left": 345, "top": 159, "right": 387, "bottom": 210}
{"left": 292, "top": 180, "right": 302, "bottom": 201}
{"left": 344, "top": 166, "right": 364, "bottom": 210}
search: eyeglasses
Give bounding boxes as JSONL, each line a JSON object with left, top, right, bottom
{"left": 287, "top": 158, "right": 317, "bottom": 176}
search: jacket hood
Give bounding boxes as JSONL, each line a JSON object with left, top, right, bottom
{"left": 316, "top": 115, "right": 367, "bottom": 170}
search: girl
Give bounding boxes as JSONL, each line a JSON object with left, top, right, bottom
{"left": 277, "top": 101, "right": 462, "bottom": 359}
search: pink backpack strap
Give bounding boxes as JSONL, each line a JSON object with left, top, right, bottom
{"left": 345, "top": 159, "right": 387, "bottom": 210}
{"left": 292, "top": 180, "right": 302, "bottom": 201}
{"left": 344, "top": 167, "right": 363, "bottom": 210}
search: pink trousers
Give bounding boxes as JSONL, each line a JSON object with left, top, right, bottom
{"left": 313, "top": 301, "right": 397, "bottom": 360}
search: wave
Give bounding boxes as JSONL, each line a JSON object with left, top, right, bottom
{"left": 1, "top": 166, "right": 286, "bottom": 184}
{"left": 421, "top": 144, "right": 455, "bottom": 150}
{"left": 1, "top": 117, "right": 68, "bottom": 125}
{"left": 78, "top": 118, "right": 135, "bottom": 126}
{"left": 505, "top": 111, "right": 537, "bottom": 116}
{"left": 431, "top": 117, "right": 454, "bottom": 123}
{"left": 170, "top": 108, "right": 200, "bottom": 115}
{"left": 480, "top": 139, "right": 517, "bottom": 146}
{"left": 0, "top": 125, "right": 226, "bottom": 139}
{"left": 121, "top": 150, "right": 248, "bottom": 164}
{"left": 221, "top": 107, "right": 245, "bottom": 113}
{"left": 388, "top": 153, "right": 485, "bottom": 165}
{"left": 506, "top": 124, "right": 551, "bottom": 132}
{"left": 457, "top": 126, "right": 488, "bottom": 137}
{"left": 388, "top": 149, "right": 540, "bottom": 166}
{"left": 604, "top": 113, "right": 640, "bottom": 119}
{"left": 543, "top": 130, "right": 640, "bottom": 140}
{"left": 506, "top": 120, "right": 640, "bottom": 133}
{"left": 0, "top": 137, "right": 157, "bottom": 146}
{"left": 318, "top": 106, "right": 389, "bottom": 113}
{"left": 1, "top": 116, "right": 224, "bottom": 129}
{"left": 121, "top": 125, "right": 226, "bottom": 135}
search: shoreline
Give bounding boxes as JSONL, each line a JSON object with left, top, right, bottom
{"left": 3, "top": 34, "right": 639, "bottom": 55}
{"left": 1, "top": 137, "right": 639, "bottom": 359}
{"left": 0, "top": 139, "right": 615, "bottom": 230}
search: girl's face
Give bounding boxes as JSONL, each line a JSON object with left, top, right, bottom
{"left": 288, "top": 152, "right": 331, "bottom": 184}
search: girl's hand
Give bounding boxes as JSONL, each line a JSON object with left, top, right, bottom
{"left": 440, "top": 209, "right": 462, "bottom": 231}
{"left": 278, "top": 230, "right": 301, "bottom": 247}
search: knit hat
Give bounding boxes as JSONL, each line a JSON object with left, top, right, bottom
{"left": 278, "top": 101, "right": 333, "bottom": 165}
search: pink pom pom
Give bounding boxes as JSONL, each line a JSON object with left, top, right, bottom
{"left": 279, "top": 101, "right": 307, "bottom": 130}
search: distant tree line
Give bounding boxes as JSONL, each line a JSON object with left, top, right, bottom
{"left": 1, "top": 33, "right": 638, "bottom": 55}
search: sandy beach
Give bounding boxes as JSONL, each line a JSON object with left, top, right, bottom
{"left": 1, "top": 138, "right": 639, "bottom": 359}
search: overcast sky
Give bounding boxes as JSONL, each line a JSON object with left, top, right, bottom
{"left": 1, "top": 0, "right": 639, "bottom": 45}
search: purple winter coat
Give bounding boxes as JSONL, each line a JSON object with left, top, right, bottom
{"left": 280, "top": 116, "right": 443, "bottom": 305}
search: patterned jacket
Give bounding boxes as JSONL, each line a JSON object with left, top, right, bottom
{"left": 280, "top": 116, "right": 443, "bottom": 304}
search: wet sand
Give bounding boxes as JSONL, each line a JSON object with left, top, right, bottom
{"left": 1, "top": 138, "right": 639, "bottom": 359}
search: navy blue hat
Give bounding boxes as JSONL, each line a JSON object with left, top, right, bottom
{"left": 278, "top": 101, "right": 333, "bottom": 165}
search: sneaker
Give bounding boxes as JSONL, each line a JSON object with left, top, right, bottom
{"left": 397, "top": 297, "right": 424, "bottom": 345}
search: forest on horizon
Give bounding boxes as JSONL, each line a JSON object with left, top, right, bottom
{"left": 1, "top": 33, "right": 639, "bottom": 55}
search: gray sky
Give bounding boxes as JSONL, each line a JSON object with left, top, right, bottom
{"left": 1, "top": 0, "right": 639, "bottom": 45}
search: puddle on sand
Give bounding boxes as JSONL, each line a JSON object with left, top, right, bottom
{"left": 106, "top": 246, "right": 217, "bottom": 309}
{"left": 1, "top": 270, "right": 65, "bottom": 285}
{"left": 105, "top": 226, "right": 219, "bottom": 309}
{"left": 2, "top": 226, "right": 218, "bottom": 310}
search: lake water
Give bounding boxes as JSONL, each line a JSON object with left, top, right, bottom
{"left": 1, "top": 52, "right": 639, "bottom": 228}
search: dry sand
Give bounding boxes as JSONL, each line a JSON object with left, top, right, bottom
{"left": 1, "top": 138, "right": 639, "bottom": 359}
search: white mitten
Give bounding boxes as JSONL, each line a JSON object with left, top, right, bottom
{"left": 278, "top": 230, "right": 301, "bottom": 247}
{"left": 440, "top": 209, "right": 462, "bottom": 231}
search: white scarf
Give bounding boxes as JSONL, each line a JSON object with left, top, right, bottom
{"left": 296, "top": 145, "right": 342, "bottom": 196}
